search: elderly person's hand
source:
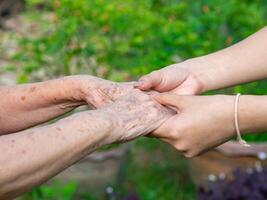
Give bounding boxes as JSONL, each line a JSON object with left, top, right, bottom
{"left": 68, "top": 75, "right": 137, "bottom": 108}
{"left": 0, "top": 75, "right": 137, "bottom": 134}
{"left": 0, "top": 86, "right": 172, "bottom": 199}
{"left": 99, "top": 89, "right": 173, "bottom": 143}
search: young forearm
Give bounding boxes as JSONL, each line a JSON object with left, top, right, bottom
{"left": 189, "top": 26, "right": 267, "bottom": 92}
{"left": 0, "top": 77, "right": 85, "bottom": 135}
{"left": 0, "top": 110, "right": 112, "bottom": 199}
{"left": 239, "top": 95, "right": 267, "bottom": 134}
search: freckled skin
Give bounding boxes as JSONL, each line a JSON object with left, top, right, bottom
{"left": 0, "top": 91, "right": 172, "bottom": 199}
{"left": 29, "top": 87, "right": 36, "bottom": 92}
{"left": 0, "top": 74, "right": 173, "bottom": 199}
{"left": 0, "top": 75, "right": 143, "bottom": 135}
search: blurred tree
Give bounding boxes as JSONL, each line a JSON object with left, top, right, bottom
{"left": 0, "top": 0, "right": 25, "bottom": 28}
{"left": 0, "top": 0, "right": 25, "bottom": 18}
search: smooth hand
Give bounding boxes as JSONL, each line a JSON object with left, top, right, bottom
{"left": 152, "top": 94, "right": 237, "bottom": 157}
{"left": 135, "top": 60, "right": 205, "bottom": 95}
{"left": 137, "top": 27, "right": 267, "bottom": 94}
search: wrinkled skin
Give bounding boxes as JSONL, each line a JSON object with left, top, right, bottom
{"left": 70, "top": 75, "right": 138, "bottom": 108}
{"left": 98, "top": 89, "right": 174, "bottom": 143}
{"left": 0, "top": 74, "right": 175, "bottom": 199}
{"left": 0, "top": 83, "right": 173, "bottom": 199}
{"left": 71, "top": 75, "right": 175, "bottom": 141}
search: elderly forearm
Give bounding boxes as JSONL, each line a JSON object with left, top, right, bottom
{"left": 0, "top": 89, "right": 172, "bottom": 199}
{"left": 0, "top": 110, "right": 112, "bottom": 199}
{"left": 189, "top": 26, "right": 267, "bottom": 92}
{"left": 0, "top": 77, "right": 85, "bottom": 135}
{"left": 0, "top": 75, "right": 140, "bottom": 135}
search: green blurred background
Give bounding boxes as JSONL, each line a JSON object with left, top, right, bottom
{"left": 0, "top": 0, "right": 267, "bottom": 199}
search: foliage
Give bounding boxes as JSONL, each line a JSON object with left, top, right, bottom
{"left": 22, "top": 181, "right": 78, "bottom": 200}
{"left": 198, "top": 168, "right": 267, "bottom": 200}
{"left": 16, "top": 0, "right": 267, "bottom": 141}
{"left": 6, "top": 0, "right": 267, "bottom": 199}
{"left": 20, "top": 0, "right": 266, "bottom": 78}
{"left": 113, "top": 138, "right": 196, "bottom": 200}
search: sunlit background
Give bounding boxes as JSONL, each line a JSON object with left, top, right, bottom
{"left": 0, "top": 0, "right": 267, "bottom": 199}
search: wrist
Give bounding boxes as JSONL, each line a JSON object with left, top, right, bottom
{"left": 238, "top": 95, "right": 267, "bottom": 134}
{"left": 57, "top": 76, "right": 84, "bottom": 101}
{"left": 216, "top": 95, "right": 238, "bottom": 138}
{"left": 186, "top": 57, "right": 218, "bottom": 93}
{"left": 61, "top": 110, "right": 116, "bottom": 146}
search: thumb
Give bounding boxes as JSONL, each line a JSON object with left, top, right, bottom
{"left": 154, "top": 93, "right": 186, "bottom": 108}
{"left": 135, "top": 71, "right": 163, "bottom": 90}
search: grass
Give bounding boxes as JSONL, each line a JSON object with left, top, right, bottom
{"left": 117, "top": 138, "right": 196, "bottom": 200}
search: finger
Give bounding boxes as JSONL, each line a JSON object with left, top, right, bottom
{"left": 121, "top": 81, "right": 136, "bottom": 88}
{"left": 134, "top": 71, "right": 162, "bottom": 90}
{"left": 145, "top": 90, "right": 159, "bottom": 97}
{"left": 154, "top": 93, "right": 186, "bottom": 108}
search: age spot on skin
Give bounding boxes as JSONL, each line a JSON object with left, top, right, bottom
{"left": 10, "top": 139, "right": 16, "bottom": 148}
{"left": 10, "top": 139, "right": 15, "bottom": 148}
{"left": 21, "top": 96, "right": 26, "bottom": 101}
{"left": 56, "top": 127, "right": 61, "bottom": 131}
{"left": 21, "top": 150, "right": 27, "bottom": 155}
{"left": 29, "top": 87, "right": 36, "bottom": 92}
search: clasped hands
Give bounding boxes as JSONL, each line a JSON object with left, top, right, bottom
{"left": 73, "top": 61, "right": 237, "bottom": 158}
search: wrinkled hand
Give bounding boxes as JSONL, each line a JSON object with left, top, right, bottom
{"left": 135, "top": 60, "right": 204, "bottom": 95}
{"left": 99, "top": 89, "right": 173, "bottom": 143}
{"left": 68, "top": 75, "right": 137, "bottom": 108}
{"left": 152, "top": 93, "right": 236, "bottom": 157}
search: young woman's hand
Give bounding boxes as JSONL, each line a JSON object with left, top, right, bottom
{"left": 136, "top": 27, "right": 267, "bottom": 94}
{"left": 151, "top": 94, "right": 238, "bottom": 157}
{"left": 135, "top": 60, "right": 206, "bottom": 95}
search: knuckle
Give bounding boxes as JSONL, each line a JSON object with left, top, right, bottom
{"left": 148, "top": 101, "right": 157, "bottom": 108}
{"left": 169, "top": 128, "right": 182, "bottom": 139}
{"left": 173, "top": 142, "right": 188, "bottom": 152}
{"left": 169, "top": 131, "right": 179, "bottom": 140}
{"left": 147, "top": 107, "right": 161, "bottom": 120}
{"left": 149, "top": 106, "right": 158, "bottom": 114}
